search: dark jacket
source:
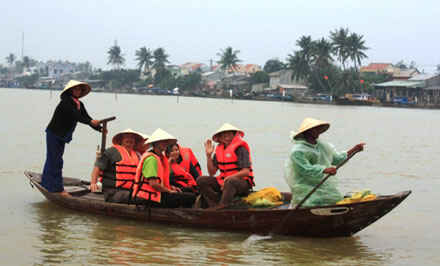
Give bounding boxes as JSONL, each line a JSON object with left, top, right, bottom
{"left": 46, "top": 93, "right": 100, "bottom": 139}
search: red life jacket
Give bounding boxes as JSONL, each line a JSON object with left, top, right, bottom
{"left": 215, "top": 134, "right": 255, "bottom": 187}
{"left": 110, "top": 145, "right": 139, "bottom": 190}
{"left": 170, "top": 163, "right": 197, "bottom": 188}
{"left": 132, "top": 151, "right": 170, "bottom": 203}
{"left": 178, "top": 145, "right": 202, "bottom": 176}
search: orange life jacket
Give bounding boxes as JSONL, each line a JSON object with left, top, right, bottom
{"left": 215, "top": 134, "right": 255, "bottom": 187}
{"left": 132, "top": 151, "right": 170, "bottom": 203}
{"left": 102, "top": 145, "right": 139, "bottom": 190}
{"left": 170, "top": 163, "right": 197, "bottom": 188}
{"left": 179, "top": 145, "right": 202, "bottom": 176}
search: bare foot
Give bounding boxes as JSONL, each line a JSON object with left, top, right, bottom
{"left": 206, "top": 203, "right": 226, "bottom": 211}
{"left": 59, "top": 191, "right": 72, "bottom": 197}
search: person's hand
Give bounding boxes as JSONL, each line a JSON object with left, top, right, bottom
{"left": 354, "top": 143, "right": 366, "bottom": 152}
{"left": 349, "top": 142, "right": 366, "bottom": 156}
{"left": 171, "top": 186, "right": 182, "bottom": 193}
{"left": 204, "top": 139, "right": 215, "bottom": 157}
{"left": 90, "top": 119, "right": 100, "bottom": 127}
{"left": 323, "top": 167, "right": 337, "bottom": 175}
{"left": 90, "top": 182, "right": 99, "bottom": 192}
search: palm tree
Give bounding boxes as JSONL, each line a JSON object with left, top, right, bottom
{"left": 311, "top": 38, "right": 333, "bottom": 68}
{"left": 287, "top": 36, "right": 314, "bottom": 82}
{"left": 296, "top": 36, "right": 314, "bottom": 61}
{"left": 347, "top": 33, "right": 368, "bottom": 72}
{"left": 6, "top": 53, "right": 16, "bottom": 67}
{"left": 107, "top": 41, "right": 125, "bottom": 70}
{"left": 22, "top": 56, "right": 31, "bottom": 72}
{"left": 287, "top": 51, "right": 310, "bottom": 82}
{"left": 152, "top": 47, "right": 169, "bottom": 72}
{"left": 217, "top": 46, "right": 241, "bottom": 73}
{"left": 135, "top": 46, "right": 153, "bottom": 74}
{"left": 330, "top": 27, "right": 350, "bottom": 70}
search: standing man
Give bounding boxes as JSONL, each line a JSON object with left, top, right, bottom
{"left": 41, "top": 80, "right": 101, "bottom": 196}
{"left": 197, "top": 123, "right": 255, "bottom": 209}
{"left": 284, "top": 118, "right": 365, "bottom": 207}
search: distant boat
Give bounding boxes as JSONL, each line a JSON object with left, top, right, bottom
{"left": 25, "top": 171, "right": 411, "bottom": 238}
{"left": 335, "top": 93, "right": 376, "bottom": 106}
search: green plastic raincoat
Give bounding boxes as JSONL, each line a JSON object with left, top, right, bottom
{"left": 284, "top": 139, "right": 347, "bottom": 207}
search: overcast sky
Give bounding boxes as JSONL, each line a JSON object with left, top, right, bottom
{"left": 2, "top": 0, "right": 439, "bottom": 72}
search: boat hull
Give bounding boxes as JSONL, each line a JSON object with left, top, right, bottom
{"left": 25, "top": 171, "right": 410, "bottom": 237}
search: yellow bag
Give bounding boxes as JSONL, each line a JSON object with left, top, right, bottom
{"left": 243, "top": 187, "right": 283, "bottom": 207}
{"left": 337, "top": 189, "right": 377, "bottom": 205}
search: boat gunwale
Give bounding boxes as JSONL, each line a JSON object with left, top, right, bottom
{"left": 24, "top": 170, "right": 412, "bottom": 237}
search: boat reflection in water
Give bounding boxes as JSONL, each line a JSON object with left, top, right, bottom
{"left": 31, "top": 201, "right": 387, "bottom": 265}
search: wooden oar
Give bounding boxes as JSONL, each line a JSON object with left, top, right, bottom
{"left": 98, "top": 116, "right": 116, "bottom": 155}
{"left": 271, "top": 149, "right": 361, "bottom": 235}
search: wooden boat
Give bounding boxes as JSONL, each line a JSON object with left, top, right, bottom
{"left": 334, "top": 97, "right": 374, "bottom": 106}
{"left": 25, "top": 171, "right": 411, "bottom": 238}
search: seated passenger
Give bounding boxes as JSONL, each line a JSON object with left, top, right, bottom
{"left": 135, "top": 133, "right": 150, "bottom": 158}
{"left": 177, "top": 144, "right": 202, "bottom": 179}
{"left": 166, "top": 143, "right": 198, "bottom": 193}
{"left": 197, "top": 123, "right": 255, "bottom": 209}
{"left": 90, "top": 129, "right": 143, "bottom": 203}
{"left": 131, "top": 128, "right": 196, "bottom": 208}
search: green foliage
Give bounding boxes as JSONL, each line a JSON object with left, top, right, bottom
{"left": 263, "top": 59, "right": 285, "bottom": 73}
{"left": 5, "top": 53, "right": 16, "bottom": 66}
{"left": 330, "top": 28, "right": 350, "bottom": 70}
{"left": 0, "top": 64, "right": 7, "bottom": 74}
{"left": 107, "top": 42, "right": 125, "bottom": 69}
{"left": 250, "top": 71, "right": 269, "bottom": 84}
{"left": 136, "top": 46, "right": 153, "bottom": 74}
{"left": 156, "top": 69, "right": 176, "bottom": 89}
{"left": 153, "top": 48, "right": 169, "bottom": 72}
{"left": 176, "top": 72, "right": 202, "bottom": 92}
{"left": 16, "top": 73, "right": 39, "bottom": 88}
{"left": 217, "top": 47, "right": 241, "bottom": 72}
{"left": 287, "top": 29, "right": 370, "bottom": 96}
{"left": 91, "top": 69, "right": 139, "bottom": 90}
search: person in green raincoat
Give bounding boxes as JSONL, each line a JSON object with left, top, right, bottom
{"left": 284, "top": 118, "right": 365, "bottom": 208}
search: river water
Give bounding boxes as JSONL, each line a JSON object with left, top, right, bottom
{"left": 1, "top": 88, "right": 439, "bottom": 265}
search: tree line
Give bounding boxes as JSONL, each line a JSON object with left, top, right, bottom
{"left": 4, "top": 27, "right": 437, "bottom": 96}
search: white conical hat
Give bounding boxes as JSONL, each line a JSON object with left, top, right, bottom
{"left": 112, "top": 128, "right": 144, "bottom": 145}
{"left": 61, "top": 80, "right": 91, "bottom": 98}
{"left": 146, "top": 128, "right": 177, "bottom": 145}
{"left": 212, "top": 123, "right": 244, "bottom": 142}
{"left": 292, "top": 118, "right": 330, "bottom": 140}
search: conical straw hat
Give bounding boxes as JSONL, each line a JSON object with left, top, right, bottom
{"left": 61, "top": 80, "right": 91, "bottom": 98}
{"left": 212, "top": 123, "right": 244, "bottom": 142}
{"left": 112, "top": 129, "right": 144, "bottom": 145}
{"left": 292, "top": 118, "right": 330, "bottom": 140}
{"left": 146, "top": 128, "right": 177, "bottom": 145}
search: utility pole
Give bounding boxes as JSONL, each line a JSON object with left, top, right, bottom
{"left": 21, "top": 32, "right": 24, "bottom": 59}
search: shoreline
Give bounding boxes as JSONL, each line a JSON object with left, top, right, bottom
{"left": 4, "top": 86, "right": 440, "bottom": 110}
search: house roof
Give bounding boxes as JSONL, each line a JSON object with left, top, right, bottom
{"left": 374, "top": 80, "right": 424, "bottom": 88}
{"left": 360, "top": 63, "right": 392, "bottom": 72}
{"left": 392, "top": 68, "right": 419, "bottom": 78}
{"left": 409, "top": 73, "right": 439, "bottom": 81}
